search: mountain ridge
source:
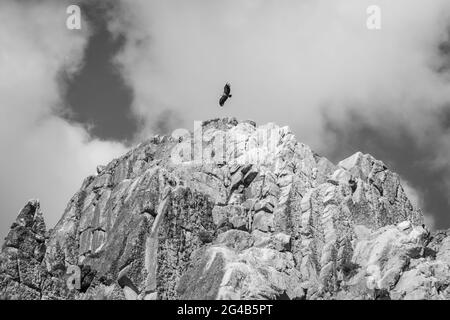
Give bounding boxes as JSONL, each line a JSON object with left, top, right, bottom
{"left": 1, "top": 117, "right": 449, "bottom": 300}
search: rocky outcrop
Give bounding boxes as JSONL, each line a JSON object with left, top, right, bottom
{"left": 1, "top": 118, "right": 448, "bottom": 300}
{"left": 0, "top": 200, "right": 75, "bottom": 300}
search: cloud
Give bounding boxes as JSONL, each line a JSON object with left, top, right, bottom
{"left": 110, "top": 0, "right": 450, "bottom": 136}
{"left": 0, "top": 0, "right": 127, "bottom": 240}
{"left": 108, "top": 0, "right": 450, "bottom": 227}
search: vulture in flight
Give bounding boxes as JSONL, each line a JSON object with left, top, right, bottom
{"left": 219, "top": 83, "right": 232, "bottom": 107}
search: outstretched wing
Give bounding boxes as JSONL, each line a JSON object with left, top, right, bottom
{"left": 224, "top": 83, "right": 231, "bottom": 96}
{"left": 219, "top": 94, "right": 228, "bottom": 107}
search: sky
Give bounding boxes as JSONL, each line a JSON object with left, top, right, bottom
{"left": 1, "top": 0, "right": 450, "bottom": 240}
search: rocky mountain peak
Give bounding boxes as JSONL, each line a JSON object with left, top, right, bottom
{"left": 1, "top": 119, "right": 449, "bottom": 300}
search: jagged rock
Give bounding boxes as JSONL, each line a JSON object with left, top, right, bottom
{"left": 0, "top": 200, "right": 49, "bottom": 299}
{"left": 0, "top": 118, "right": 444, "bottom": 300}
{"left": 252, "top": 212, "right": 274, "bottom": 232}
{"left": 252, "top": 230, "right": 291, "bottom": 252}
{"left": 96, "top": 165, "right": 106, "bottom": 175}
{"left": 212, "top": 205, "right": 248, "bottom": 231}
{"left": 178, "top": 245, "right": 304, "bottom": 300}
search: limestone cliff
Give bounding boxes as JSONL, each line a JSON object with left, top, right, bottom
{"left": 1, "top": 118, "right": 449, "bottom": 300}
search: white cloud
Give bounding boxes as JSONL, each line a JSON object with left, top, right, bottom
{"left": 112, "top": 0, "right": 450, "bottom": 147}
{"left": 0, "top": 1, "right": 127, "bottom": 239}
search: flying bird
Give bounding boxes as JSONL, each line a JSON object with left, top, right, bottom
{"left": 219, "top": 83, "right": 232, "bottom": 107}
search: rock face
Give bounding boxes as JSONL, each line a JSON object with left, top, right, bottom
{"left": 1, "top": 118, "right": 449, "bottom": 300}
